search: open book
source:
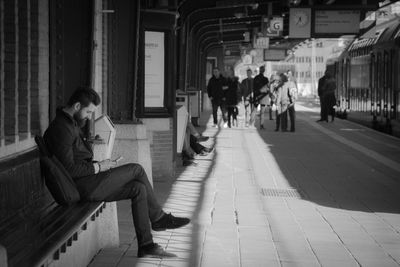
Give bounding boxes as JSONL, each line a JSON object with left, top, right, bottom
{"left": 92, "top": 115, "right": 116, "bottom": 161}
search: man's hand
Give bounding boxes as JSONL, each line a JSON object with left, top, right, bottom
{"left": 98, "top": 159, "right": 117, "bottom": 172}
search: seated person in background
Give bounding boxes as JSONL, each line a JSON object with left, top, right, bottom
{"left": 187, "top": 120, "right": 209, "bottom": 142}
{"left": 44, "top": 87, "right": 190, "bottom": 258}
{"left": 182, "top": 121, "right": 213, "bottom": 165}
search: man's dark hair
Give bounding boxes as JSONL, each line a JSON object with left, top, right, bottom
{"left": 67, "top": 86, "right": 101, "bottom": 107}
{"left": 279, "top": 73, "right": 288, "bottom": 83}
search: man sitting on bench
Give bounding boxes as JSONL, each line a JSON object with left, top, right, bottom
{"left": 44, "top": 87, "right": 190, "bottom": 258}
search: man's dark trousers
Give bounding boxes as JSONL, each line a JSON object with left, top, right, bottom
{"left": 320, "top": 97, "right": 327, "bottom": 121}
{"left": 288, "top": 105, "right": 295, "bottom": 131}
{"left": 211, "top": 101, "right": 227, "bottom": 125}
{"left": 276, "top": 110, "right": 288, "bottom": 131}
{"left": 74, "top": 163, "right": 164, "bottom": 247}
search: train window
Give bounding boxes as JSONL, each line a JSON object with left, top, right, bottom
{"left": 389, "top": 50, "right": 394, "bottom": 119}
{"left": 377, "top": 53, "right": 382, "bottom": 115}
{"left": 384, "top": 51, "right": 389, "bottom": 117}
{"left": 370, "top": 54, "right": 376, "bottom": 115}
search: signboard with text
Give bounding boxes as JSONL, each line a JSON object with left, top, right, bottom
{"left": 263, "top": 49, "right": 286, "bottom": 61}
{"left": 254, "top": 37, "right": 269, "bottom": 49}
{"left": 145, "top": 31, "right": 165, "bottom": 108}
{"left": 314, "top": 10, "right": 360, "bottom": 35}
{"left": 262, "top": 16, "right": 283, "bottom": 37}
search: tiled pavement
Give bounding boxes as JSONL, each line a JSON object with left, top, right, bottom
{"left": 89, "top": 101, "right": 400, "bottom": 267}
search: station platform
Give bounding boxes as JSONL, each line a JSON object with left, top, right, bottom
{"left": 89, "top": 100, "right": 400, "bottom": 267}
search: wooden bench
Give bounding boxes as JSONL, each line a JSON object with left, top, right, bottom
{"left": 0, "top": 149, "right": 117, "bottom": 267}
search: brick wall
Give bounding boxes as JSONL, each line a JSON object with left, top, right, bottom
{"left": 146, "top": 118, "right": 174, "bottom": 181}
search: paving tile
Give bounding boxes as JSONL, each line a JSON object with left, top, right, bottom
{"left": 89, "top": 109, "right": 400, "bottom": 267}
{"left": 317, "top": 260, "right": 359, "bottom": 267}
{"left": 241, "top": 259, "right": 280, "bottom": 267}
{"left": 280, "top": 260, "right": 320, "bottom": 267}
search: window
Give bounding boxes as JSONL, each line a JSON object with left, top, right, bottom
{"left": 0, "top": 0, "right": 46, "bottom": 159}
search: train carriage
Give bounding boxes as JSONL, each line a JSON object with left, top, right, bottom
{"left": 329, "top": 18, "right": 400, "bottom": 136}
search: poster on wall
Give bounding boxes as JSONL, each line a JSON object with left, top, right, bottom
{"left": 145, "top": 31, "right": 165, "bottom": 108}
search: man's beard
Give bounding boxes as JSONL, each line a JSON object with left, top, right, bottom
{"left": 73, "top": 112, "right": 88, "bottom": 128}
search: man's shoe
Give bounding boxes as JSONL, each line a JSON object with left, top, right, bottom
{"left": 316, "top": 119, "right": 323, "bottom": 122}
{"left": 199, "top": 151, "right": 208, "bottom": 156}
{"left": 138, "top": 243, "right": 177, "bottom": 258}
{"left": 196, "top": 135, "right": 209, "bottom": 142}
{"left": 223, "top": 122, "right": 228, "bottom": 128}
{"left": 152, "top": 213, "right": 190, "bottom": 231}
{"left": 182, "top": 159, "right": 194, "bottom": 166}
{"left": 182, "top": 151, "right": 194, "bottom": 160}
{"left": 260, "top": 124, "right": 265, "bottom": 130}
{"left": 203, "top": 146, "right": 214, "bottom": 153}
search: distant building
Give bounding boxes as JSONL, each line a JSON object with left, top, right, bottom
{"left": 285, "top": 39, "right": 342, "bottom": 97}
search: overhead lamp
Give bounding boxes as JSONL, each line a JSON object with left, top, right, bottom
{"left": 288, "top": 0, "right": 302, "bottom": 6}
{"left": 234, "top": 12, "right": 244, "bottom": 19}
{"left": 250, "top": 3, "right": 259, "bottom": 10}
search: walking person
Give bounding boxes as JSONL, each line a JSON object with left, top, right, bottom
{"left": 286, "top": 70, "right": 298, "bottom": 132}
{"left": 323, "top": 72, "right": 337, "bottom": 122}
{"left": 44, "top": 87, "right": 190, "bottom": 258}
{"left": 274, "top": 73, "right": 291, "bottom": 132}
{"left": 317, "top": 70, "right": 329, "bottom": 122}
{"left": 207, "top": 67, "right": 228, "bottom": 128}
{"left": 253, "top": 65, "right": 269, "bottom": 129}
{"left": 225, "top": 69, "right": 240, "bottom": 128}
{"left": 240, "top": 68, "right": 255, "bottom": 127}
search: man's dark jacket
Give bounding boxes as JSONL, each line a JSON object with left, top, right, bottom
{"left": 225, "top": 77, "right": 239, "bottom": 106}
{"left": 44, "top": 108, "right": 95, "bottom": 179}
{"left": 253, "top": 74, "right": 269, "bottom": 99}
{"left": 318, "top": 76, "right": 327, "bottom": 97}
{"left": 207, "top": 75, "right": 226, "bottom": 104}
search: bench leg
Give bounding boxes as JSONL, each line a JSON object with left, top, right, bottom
{"left": 0, "top": 244, "right": 7, "bottom": 267}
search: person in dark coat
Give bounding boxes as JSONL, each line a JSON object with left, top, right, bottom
{"left": 225, "top": 69, "right": 240, "bottom": 128}
{"left": 207, "top": 67, "right": 228, "bottom": 128}
{"left": 323, "top": 72, "right": 337, "bottom": 122}
{"left": 44, "top": 87, "right": 190, "bottom": 258}
{"left": 253, "top": 65, "right": 270, "bottom": 129}
{"left": 317, "top": 70, "right": 329, "bottom": 122}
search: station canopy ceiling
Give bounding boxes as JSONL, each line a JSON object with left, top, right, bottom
{"left": 169, "top": 0, "right": 385, "bottom": 51}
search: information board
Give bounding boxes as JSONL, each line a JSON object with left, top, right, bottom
{"left": 315, "top": 10, "right": 360, "bottom": 34}
{"left": 145, "top": 31, "right": 165, "bottom": 108}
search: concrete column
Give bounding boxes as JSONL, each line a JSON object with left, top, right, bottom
{"left": 99, "top": 202, "right": 119, "bottom": 248}
{"left": 0, "top": 244, "right": 7, "bottom": 267}
{"left": 112, "top": 124, "right": 153, "bottom": 186}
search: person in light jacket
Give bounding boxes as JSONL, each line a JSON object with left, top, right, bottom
{"left": 274, "top": 73, "right": 291, "bottom": 132}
